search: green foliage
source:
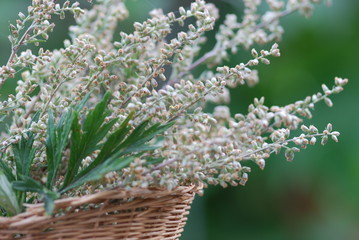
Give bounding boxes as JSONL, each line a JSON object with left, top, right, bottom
{"left": 0, "top": 155, "right": 15, "bottom": 183}
{"left": 12, "top": 176, "right": 58, "bottom": 215}
{"left": 0, "top": 113, "right": 41, "bottom": 214}
{"left": 46, "top": 109, "right": 74, "bottom": 189}
{"left": 0, "top": 171, "right": 20, "bottom": 216}
{"left": 0, "top": 107, "right": 17, "bottom": 115}
{"left": 12, "top": 112, "right": 40, "bottom": 180}
{"left": 0, "top": 92, "right": 174, "bottom": 215}
{"left": 60, "top": 155, "right": 135, "bottom": 193}
{"left": 61, "top": 117, "right": 175, "bottom": 193}
{"left": 62, "top": 92, "right": 116, "bottom": 187}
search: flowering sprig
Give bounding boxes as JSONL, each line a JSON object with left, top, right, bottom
{"left": 0, "top": 0, "right": 348, "bottom": 216}
{"left": 0, "top": 0, "right": 86, "bottom": 88}
{"left": 171, "top": 0, "right": 319, "bottom": 83}
{"left": 133, "top": 77, "right": 346, "bottom": 190}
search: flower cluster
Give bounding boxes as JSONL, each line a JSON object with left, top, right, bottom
{"left": 0, "top": 0, "right": 347, "bottom": 208}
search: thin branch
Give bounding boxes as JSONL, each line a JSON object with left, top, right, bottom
{"left": 119, "top": 61, "right": 165, "bottom": 109}
{"left": 263, "top": 85, "right": 336, "bottom": 133}
{"left": 166, "top": 88, "right": 213, "bottom": 123}
{"left": 23, "top": 94, "right": 41, "bottom": 120}
{"left": 166, "top": 50, "right": 217, "bottom": 87}
{"left": 151, "top": 158, "right": 177, "bottom": 171}
{"left": 40, "top": 80, "right": 66, "bottom": 118}
{"left": 238, "top": 133, "right": 326, "bottom": 160}
{"left": 6, "top": 22, "right": 35, "bottom": 67}
{"left": 166, "top": 7, "right": 297, "bottom": 87}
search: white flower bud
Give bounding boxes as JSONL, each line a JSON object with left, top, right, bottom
{"left": 256, "top": 159, "right": 265, "bottom": 170}
{"left": 324, "top": 97, "right": 333, "bottom": 107}
{"left": 179, "top": 7, "right": 186, "bottom": 16}
{"left": 326, "top": 123, "right": 332, "bottom": 132}
{"left": 285, "top": 149, "right": 295, "bottom": 162}
{"left": 310, "top": 137, "right": 317, "bottom": 145}
{"left": 260, "top": 58, "right": 270, "bottom": 65}
{"left": 251, "top": 48, "right": 258, "bottom": 58}
{"left": 321, "top": 136, "right": 328, "bottom": 145}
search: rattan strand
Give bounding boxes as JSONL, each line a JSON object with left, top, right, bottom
{"left": 0, "top": 185, "right": 200, "bottom": 240}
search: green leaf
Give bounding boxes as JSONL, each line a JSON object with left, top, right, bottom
{"left": 71, "top": 116, "right": 173, "bottom": 187}
{"left": 82, "top": 92, "right": 111, "bottom": 138}
{"left": 12, "top": 135, "right": 36, "bottom": 178}
{"left": 46, "top": 109, "right": 73, "bottom": 188}
{"left": 63, "top": 93, "right": 116, "bottom": 187}
{"left": 61, "top": 155, "right": 135, "bottom": 193}
{"left": 62, "top": 112, "right": 81, "bottom": 187}
{"left": 60, "top": 92, "right": 174, "bottom": 194}
{"left": 116, "top": 120, "right": 150, "bottom": 150}
{"left": 0, "top": 106, "right": 17, "bottom": 115}
{"left": 43, "top": 191, "right": 58, "bottom": 215}
{"left": 121, "top": 121, "right": 175, "bottom": 154}
{"left": 12, "top": 112, "right": 39, "bottom": 180}
{"left": 122, "top": 144, "right": 159, "bottom": 154}
{"left": 145, "top": 156, "right": 165, "bottom": 165}
{"left": 0, "top": 155, "right": 16, "bottom": 182}
{"left": 74, "top": 91, "right": 91, "bottom": 112}
{"left": 0, "top": 115, "right": 7, "bottom": 124}
{"left": 83, "top": 118, "right": 118, "bottom": 156}
{"left": 13, "top": 176, "right": 59, "bottom": 215}
{"left": 0, "top": 171, "right": 21, "bottom": 216}
{"left": 72, "top": 112, "right": 133, "bottom": 181}
{"left": 13, "top": 176, "right": 46, "bottom": 193}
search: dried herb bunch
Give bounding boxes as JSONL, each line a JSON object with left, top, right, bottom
{"left": 0, "top": 0, "right": 347, "bottom": 216}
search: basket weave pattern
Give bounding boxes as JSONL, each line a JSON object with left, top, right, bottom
{"left": 0, "top": 185, "right": 199, "bottom": 240}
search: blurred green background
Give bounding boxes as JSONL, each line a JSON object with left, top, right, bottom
{"left": 1, "top": 1, "right": 358, "bottom": 239}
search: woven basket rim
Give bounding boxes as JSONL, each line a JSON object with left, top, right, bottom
{"left": 0, "top": 184, "right": 202, "bottom": 227}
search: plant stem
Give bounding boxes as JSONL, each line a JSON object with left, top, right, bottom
{"left": 166, "top": 7, "right": 297, "bottom": 87}
{"left": 6, "top": 22, "right": 34, "bottom": 67}
{"left": 119, "top": 60, "right": 165, "bottom": 109}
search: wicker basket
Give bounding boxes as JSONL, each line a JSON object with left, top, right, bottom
{"left": 0, "top": 185, "right": 200, "bottom": 240}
